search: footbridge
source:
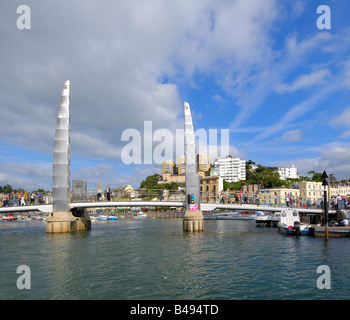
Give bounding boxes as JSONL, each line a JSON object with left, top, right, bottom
{"left": 1, "top": 81, "right": 333, "bottom": 232}
{"left": 0, "top": 201, "right": 333, "bottom": 215}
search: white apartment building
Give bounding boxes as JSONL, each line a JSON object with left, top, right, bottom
{"left": 277, "top": 165, "right": 299, "bottom": 180}
{"left": 210, "top": 155, "right": 246, "bottom": 183}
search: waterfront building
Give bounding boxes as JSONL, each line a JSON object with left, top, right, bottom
{"left": 242, "top": 184, "right": 260, "bottom": 196}
{"left": 112, "top": 185, "right": 135, "bottom": 199}
{"left": 166, "top": 173, "right": 186, "bottom": 184}
{"left": 200, "top": 175, "right": 223, "bottom": 203}
{"left": 294, "top": 181, "right": 326, "bottom": 204}
{"left": 277, "top": 165, "right": 299, "bottom": 180}
{"left": 210, "top": 155, "right": 246, "bottom": 183}
{"left": 259, "top": 188, "right": 300, "bottom": 206}
{"left": 329, "top": 185, "right": 350, "bottom": 198}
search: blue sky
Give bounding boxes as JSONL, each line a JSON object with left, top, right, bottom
{"left": 0, "top": 0, "right": 350, "bottom": 191}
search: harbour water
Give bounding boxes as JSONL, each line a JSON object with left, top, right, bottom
{"left": 1, "top": 218, "right": 350, "bottom": 300}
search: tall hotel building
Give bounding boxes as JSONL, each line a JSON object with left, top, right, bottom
{"left": 211, "top": 155, "right": 246, "bottom": 183}
{"left": 162, "top": 160, "right": 176, "bottom": 175}
{"left": 177, "top": 153, "right": 210, "bottom": 175}
{"left": 177, "top": 155, "right": 186, "bottom": 174}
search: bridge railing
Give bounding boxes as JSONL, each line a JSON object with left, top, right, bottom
{"left": 2, "top": 189, "right": 346, "bottom": 211}
{"left": 0, "top": 192, "right": 53, "bottom": 207}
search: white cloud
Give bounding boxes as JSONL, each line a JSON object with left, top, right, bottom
{"left": 0, "top": 0, "right": 279, "bottom": 162}
{"left": 278, "top": 142, "right": 350, "bottom": 179}
{"left": 330, "top": 107, "right": 350, "bottom": 138}
{"left": 0, "top": 162, "right": 52, "bottom": 190}
{"left": 274, "top": 129, "right": 303, "bottom": 143}
{"left": 275, "top": 69, "right": 331, "bottom": 93}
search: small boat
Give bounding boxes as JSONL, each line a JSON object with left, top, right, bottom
{"left": 97, "top": 215, "right": 108, "bottom": 221}
{"left": 107, "top": 216, "right": 118, "bottom": 221}
{"left": 255, "top": 211, "right": 271, "bottom": 226}
{"left": 134, "top": 211, "right": 147, "bottom": 219}
{"left": 271, "top": 212, "right": 281, "bottom": 227}
{"left": 277, "top": 208, "right": 312, "bottom": 236}
{"left": 204, "top": 211, "right": 255, "bottom": 220}
{"left": 1, "top": 215, "right": 18, "bottom": 221}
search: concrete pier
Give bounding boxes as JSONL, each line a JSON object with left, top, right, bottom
{"left": 183, "top": 210, "right": 204, "bottom": 231}
{"left": 46, "top": 211, "right": 91, "bottom": 233}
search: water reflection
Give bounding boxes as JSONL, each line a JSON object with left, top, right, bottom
{"left": 1, "top": 219, "right": 350, "bottom": 299}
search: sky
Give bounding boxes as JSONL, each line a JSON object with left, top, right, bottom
{"left": 1, "top": 0, "right": 350, "bottom": 191}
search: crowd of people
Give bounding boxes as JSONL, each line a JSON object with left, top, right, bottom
{"left": 1, "top": 191, "right": 45, "bottom": 207}
{"left": 215, "top": 190, "right": 350, "bottom": 209}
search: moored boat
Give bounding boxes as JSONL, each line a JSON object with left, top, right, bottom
{"left": 1, "top": 215, "right": 18, "bottom": 221}
{"left": 134, "top": 211, "right": 147, "bottom": 219}
{"left": 204, "top": 211, "right": 255, "bottom": 220}
{"left": 277, "top": 208, "right": 312, "bottom": 236}
{"left": 107, "top": 215, "right": 118, "bottom": 221}
{"left": 255, "top": 211, "right": 271, "bottom": 226}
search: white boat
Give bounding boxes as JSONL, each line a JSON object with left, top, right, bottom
{"left": 134, "top": 211, "right": 147, "bottom": 219}
{"left": 204, "top": 211, "right": 255, "bottom": 220}
{"left": 255, "top": 211, "right": 271, "bottom": 226}
{"left": 277, "top": 208, "right": 312, "bottom": 236}
{"left": 271, "top": 212, "right": 281, "bottom": 227}
{"left": 107, "top": 215, "right": 118, "bottom": 221}
{"left": 97, "top": 215, "right": 108, "bottom": 221}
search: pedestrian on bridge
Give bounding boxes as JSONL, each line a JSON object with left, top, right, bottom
{"left": 97, "top": 186, "right": 102, "bottom": 201}
{"left": 106, "top": 186, "right": 111, "bottom": 201}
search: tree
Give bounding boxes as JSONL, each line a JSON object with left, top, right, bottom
{"left": 0, "top": 184, "right": 13, "bottom": 193}
{"left": 140, "top": 174, "right": 162, "bottom": 189}
{"left": 223, "top": 180, "right": 232, "bottom": 190}
{"left": 307, "top": 171, "right": 323, "bottom": 182}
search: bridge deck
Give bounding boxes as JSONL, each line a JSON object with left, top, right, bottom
{"left": 0, "top": 201, "right": 334, "bottom": 215}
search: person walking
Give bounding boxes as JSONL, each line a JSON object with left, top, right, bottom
{"left": 224, "top": 189, "right": 230, "bottom": 204}
{"left": 30, "top": 192, "right": 36, "bottom": 205}
{"left": 106, "top": 186, "right": 111, "bottom": 201}
{"left": 255, "top": 192, "right": 260, "bottom": 206}
{"left": 97, "top": 186, "right": 102, "bottom": 201}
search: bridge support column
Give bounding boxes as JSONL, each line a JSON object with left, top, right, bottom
{"left": 47, "top": 80, "right": 91, "bottom": 233}
{"left": 183, "top": 210, "right": 204, "bottom": 232}
{"left": 46, "top": 211, "right": 91, "bottom": 233}
{"left": 183, "top": 102, "right": 204, "bottom": 232}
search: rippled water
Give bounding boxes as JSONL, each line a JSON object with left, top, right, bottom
{"left": 1, "top": 219, "right": 350, "bottom": 300}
